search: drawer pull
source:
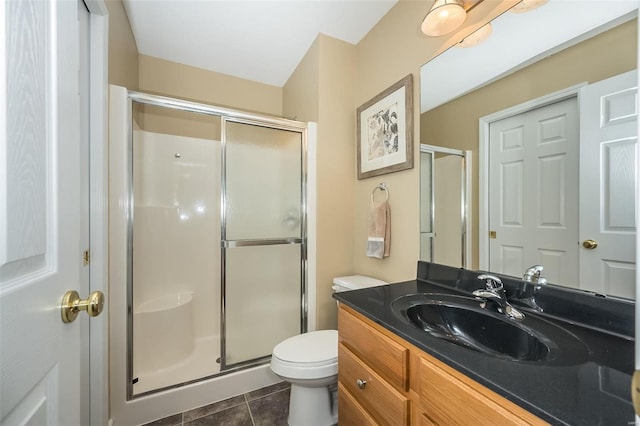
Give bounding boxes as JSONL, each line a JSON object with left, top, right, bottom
{"left": 356, "top": 379, "right": 367, "bottom": 389}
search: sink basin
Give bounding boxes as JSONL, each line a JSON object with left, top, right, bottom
{"left": 392, "top": 293, "right": 588, "bottom": 365}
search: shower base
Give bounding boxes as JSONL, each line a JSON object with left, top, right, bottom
{"left": 133, "top": 334, "right": 220, "bottom": 395}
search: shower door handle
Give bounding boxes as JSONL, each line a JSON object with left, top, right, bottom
{"left": 221, "top": 238, "right": 303, "bottom": 248}
{"left": 61, "top": 290, "right": 105, "bottom": 323}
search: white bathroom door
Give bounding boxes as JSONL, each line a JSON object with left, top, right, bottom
{"left": 579, "top": 70, "right": 637, "bottom": 298}
{"left": 488, "top": 97, "right": 579, "bottom": 286}
{"left": 0, "top": 0, "right": 87, "bottom": 424}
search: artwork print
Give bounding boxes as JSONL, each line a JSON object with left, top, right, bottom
{"left": 357, "top": 75, "right": 413, "bottom": 180}
{"left": 366, "top": 102, "right": 399, "bottom": 160}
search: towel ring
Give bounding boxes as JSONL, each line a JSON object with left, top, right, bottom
{"left": 371, "top": 183, "right": 389, "bottom": 202}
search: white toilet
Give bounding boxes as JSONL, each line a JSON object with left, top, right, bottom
{"left": 270, "top": 275, "right": 388, "bottom": 426}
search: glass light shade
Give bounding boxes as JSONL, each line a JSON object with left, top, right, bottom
{"left": 421, "top": 0, "right": 466, "bottom": 37}
{"left": 510, "top": 0, "right": 549, "bottom": 14}
{"left": 457, "top": 23, "right": 493, "bottom": 48}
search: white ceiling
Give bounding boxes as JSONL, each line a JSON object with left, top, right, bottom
{"left": 123, "top": 0, "right": 398, "bottom": 87}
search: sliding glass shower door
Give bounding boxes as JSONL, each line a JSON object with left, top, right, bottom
{"left": 222, "top": 119, "right": 305, "bottom": 368}
{"left": 124, "top": 91, "right": 308, "bottom": 398}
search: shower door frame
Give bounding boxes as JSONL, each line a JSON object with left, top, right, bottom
{"left": 125, "top": 91, "right": 308, "bottom": 399}
{"left": 419, "top": 144, "right": 472, "bottom": 268}
{"left": 219, "top": 115, "right": 308, "bottom": 370}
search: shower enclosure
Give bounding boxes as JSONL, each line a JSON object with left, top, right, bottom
{"left": 111, "top": 88, "right": 308, "bottom": 408}
{"left": 419, "top": 144, "right": 471, "bottom": 268}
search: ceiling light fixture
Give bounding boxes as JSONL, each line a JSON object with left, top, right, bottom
{"left": 421, "top": 0, "right": 467, "bottom": 37}
{"left": 510, "top": 0, "right": 549, "bottom": 14}
{"left": 457, "top": 22, "right": 493, "bottom": 48}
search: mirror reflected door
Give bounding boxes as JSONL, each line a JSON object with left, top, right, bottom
{"left": 419, "top": 145, "right": 471, "bottom": 268}
{"left": 483, "top": 92, "right": 580, "bottom": 288}
{"left": 479, "top": 69, "right": 637, "bottom": 299}
{"left": 578, "top": 70, "right": 637, "bottom": 299}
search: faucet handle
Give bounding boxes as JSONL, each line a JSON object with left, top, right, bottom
{"left": 523, "top": 265, "right": 546, "bottom": 283}
{"left": 472, "top": 289, "right": 502, "bottom": 299}
{"left": 477, "top": 274, "right": 503, "bottom": 291}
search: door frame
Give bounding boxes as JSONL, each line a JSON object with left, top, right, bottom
{"left": 83, "top": 1, "right": 109, "bottom": 424}
{"left": 478, "top": 83, "right": 585, "bottom": 270}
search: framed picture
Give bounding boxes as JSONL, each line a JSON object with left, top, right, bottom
{"left": 357, "top": 74, "right": 414, "bottom": 180}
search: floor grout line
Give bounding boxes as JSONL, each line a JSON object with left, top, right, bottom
{"left": 145, "top": 383, "right": 291, "bottom": 426}
{"left": 244, "top": 395, "right": 257, "bottom": 426}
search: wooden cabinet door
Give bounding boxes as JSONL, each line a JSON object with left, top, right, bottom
{"left": 420, "top": 356, "right": 547, "bottom": 425}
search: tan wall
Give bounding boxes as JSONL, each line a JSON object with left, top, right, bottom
{"left": 283, "top": 39, "right": 320, "bottom": 122}
{"left": 105, "top": 0, "right": 138, "bottom": 89}
{"left": 352, "top": 0, "right": 515, "bottom": 283}
{"left": 420, "top": 18, "right": 637, "bottom": 268}
{"left": 138, "top": 54, "right": 283, "bottom": 116}
{"left": 283, "top": 35, "right": 357, "bottom": 330}
{"left": 316, "top": 35, "right": 358, "bottom": 330}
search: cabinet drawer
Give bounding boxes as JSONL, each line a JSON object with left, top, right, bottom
{"left": 420, "top": 356, "right": 547, "bottom": 425}
{"left": 337, "top": 382, "right": 377, "bottom": 426}
{"left": 339, "top": 343, "right": 410, "bottom": 425}
{"left": 338, "top": 305, "right": 409, "bottom": 390}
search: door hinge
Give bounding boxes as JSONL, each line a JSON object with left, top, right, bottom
{"left": 489, "top": 231, "right": 497, "bottom": 239}
{"left": 83, "top": 249, "right": 90, "bottom": 266}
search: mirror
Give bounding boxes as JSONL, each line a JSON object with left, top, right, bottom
{"left": 419, "top": 146, "right": 471, "bottom": 268}
{"left": 419, "top": 1, "right": 638, "bottom": 299}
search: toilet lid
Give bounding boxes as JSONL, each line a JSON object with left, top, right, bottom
{"left": 273, "top": 330, "right": 338, "bottom": 364}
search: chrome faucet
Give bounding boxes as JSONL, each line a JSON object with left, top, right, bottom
{"left": 472, "top": 274, "right": 524, "bottom": 321}
{"left": 522, "top": 265, "right": 547, "bottom": 284}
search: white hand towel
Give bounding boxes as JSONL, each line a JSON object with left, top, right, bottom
{"left": 366, "top": 200, "right": 391, "bottom": 259}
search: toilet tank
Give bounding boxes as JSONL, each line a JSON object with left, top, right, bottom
{"left": 332, "top": 275, "right": 388, "bottom": 293}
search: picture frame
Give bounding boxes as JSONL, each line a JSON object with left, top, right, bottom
{"left": 357, "top": 74, "right": 414, "bottom": 180}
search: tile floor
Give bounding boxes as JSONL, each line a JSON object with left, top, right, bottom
{"left": 142, "top": 382, "right": 290, "bottom": 426}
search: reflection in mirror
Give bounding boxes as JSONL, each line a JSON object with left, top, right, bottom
{"left": 420, "top": 2, "right": 638, "bottom": 299}
{"left": 419, "top": 145, "right": 471, "bottom": 268}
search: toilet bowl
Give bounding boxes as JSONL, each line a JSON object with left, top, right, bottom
{"left": 270, "top": 275, "right": 388, "bottom": 426}
{"left": 271, "top": 330, "right": 338, "bottom": 426}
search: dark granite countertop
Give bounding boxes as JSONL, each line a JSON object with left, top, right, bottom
{"left": 333, "top": 262, "right": 635, "bottom": 425}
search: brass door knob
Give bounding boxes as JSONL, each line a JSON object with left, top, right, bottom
{"left": 632, "top": 370, "right": 640, "bottom": 415}
{"left": 582, "top": 239, "right": 598, "bottom": 249}
{"left": 61, "top": 290, "right": 105, "bottom": 323}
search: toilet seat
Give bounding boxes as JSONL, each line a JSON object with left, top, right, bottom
{"left": 271, "top": 330, "right": 338, "bottom": 380}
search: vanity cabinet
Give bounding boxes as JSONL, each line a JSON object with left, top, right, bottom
{"left": 337, "top": 304, "right": 548, "bottom": 425}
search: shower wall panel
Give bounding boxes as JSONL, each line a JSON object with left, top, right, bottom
{"left": 433, "top": 154, "right": 463, "bottom": 267}
{"left": 132, "top": 128, "right": 221, "bottom": 393}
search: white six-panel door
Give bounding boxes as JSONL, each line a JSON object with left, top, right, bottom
{"left": 579, "top": 70, "right": 637, "bottom": 298}
{"left": 488, "top": 97, "right": 580, "bottom": 286}
{"left": 0, "top": 1, "right": 84, "bottom": 424}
